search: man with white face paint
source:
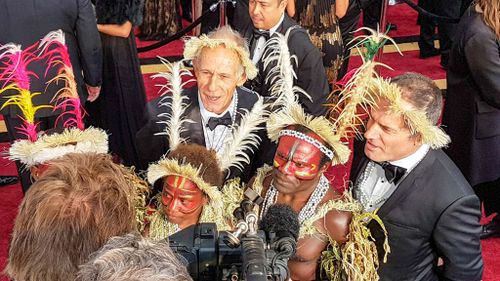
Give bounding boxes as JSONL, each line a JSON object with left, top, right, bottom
{"left": 137, "top": 26, "right": 267, "bottom": 182}
{"left": 350, "top": 72, "right": 483, "bottom": 281}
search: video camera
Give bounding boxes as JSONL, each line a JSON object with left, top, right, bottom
{"left": 167, "top": 189, "right": 300, "bottom": 281}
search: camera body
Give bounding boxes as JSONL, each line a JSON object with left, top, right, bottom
{"left": 168, "top": 223, "right": 288, "bottom": 281}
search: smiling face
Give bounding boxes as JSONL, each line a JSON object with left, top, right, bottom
{"left": 272, "top": 127, "right": 330, "bottom": 195}
{"left": 364, "top": 100, "right": 422, "bottom": 162}
{"left": 193, "top": 45, "right": 246, "bottom": 114}
{"left": 249, "top": 0, "right": 287, "bottom": 30}
{"left": 161, "top": 175, "right": 207, "bottom": 228}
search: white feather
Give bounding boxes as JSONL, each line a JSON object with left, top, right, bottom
{"left": 151, "top": 58, "right": 195, "bottom": 150}
{"left": 219, "top": 96, "right": 269, "bottom": 174}
{"left": 261, "top": 27, "right": 311, "bottom": 109}
{"left": 39, "top": 30, "right": 65, "bottom": 53}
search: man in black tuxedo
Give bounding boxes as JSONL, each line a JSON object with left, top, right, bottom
{"left": 236, "top": 0, "right": 329, "bottom": 116}
{"left": 136, "top": 26, "right": 267, "bottom": 182}
{"left": 350, "top": 73, "right": 483, "bottom": 280}
{"left": 0, "top": 0, "right": 102, "bottom": 192}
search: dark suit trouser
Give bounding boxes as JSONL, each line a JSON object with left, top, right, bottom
{"left": 474, "top": 177, "right": 500, "bottom": 216}
{"left": 338, "top": 0, "right": 362, "bottom": 79}
{"left": 363, "top": 0, "right": 382, "bottom": 30}
{"left": 418, "top": 0, "right": 438, "bottom": 54}
{"left": 4, "top": 115, "right": 59, "bottom": 193}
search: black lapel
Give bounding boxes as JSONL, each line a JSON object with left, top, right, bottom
{"left": 376, "top": 149, "right": 437, "bottom": 218}
{"left": 182, "top": 87, "right": 205, "bottom": 146}
{"left": 234, "top": 88, "right": 259, "bottom": 125}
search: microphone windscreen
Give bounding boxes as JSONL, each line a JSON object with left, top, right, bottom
{"left": 259, "top": 204, "right": 300, "bottom": 240}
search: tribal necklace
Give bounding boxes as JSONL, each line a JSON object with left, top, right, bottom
{"left": 260, "top": 174, "right": 330, "bottom": 225}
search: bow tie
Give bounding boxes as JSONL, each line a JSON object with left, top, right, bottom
{"left": 206, "top": 112, "right": 232, "bottom": 131}
{"left": 377, "top": 162, "right": 407, "bottom": 184}
{"left": 253, "top": 28, "right": 270, "bottom": 41}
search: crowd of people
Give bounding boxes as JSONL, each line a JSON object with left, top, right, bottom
{"left": 0, "top": 0, "right": 498, "bottom": 280}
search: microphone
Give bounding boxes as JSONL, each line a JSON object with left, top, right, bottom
{"left": 259, "top": 204, "right": 300, "bottom": 260}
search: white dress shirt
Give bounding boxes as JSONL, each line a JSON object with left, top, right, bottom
{"left": 198, "top": 91, "right": 237, "bottom": 156}
{"left": 251, "top": 13, "right": 285, "bottom": 64}
{"left": 356, "top": 144, "right": 431, "bottom": 212}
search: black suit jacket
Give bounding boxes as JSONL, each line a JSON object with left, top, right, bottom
{"left": 136, "top": 86, "right": 270, "bottom": 182}
{"left": 350, "top": 141, "right": 483, "bottom": 281}
{"left": 238, "top": 14, "right": 329, "bottom": 117}
{"left": 0, "top": 0, "right": 102, "bottom": 118}
{"left": 442, "top": 7, "right": 500, "bottom": 187}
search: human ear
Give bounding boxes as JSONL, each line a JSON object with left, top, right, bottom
{"left": 236, "top": 72, "right": 247, "bottom": 87}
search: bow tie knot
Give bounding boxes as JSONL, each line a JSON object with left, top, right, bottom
{"left": 206, "top": 112, "right": 232, "bottom": 131}
{"left": 377, "top": 162, "right": 407, "bottom": 184}
{"left": 253, "top": 29, "right": 271, "bottom": 41}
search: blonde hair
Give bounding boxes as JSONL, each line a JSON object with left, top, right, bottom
{"left": 5, "top": 153, "right": 137, "bottom": 281}
{"left": 476, "top": 0, "right": 500, "bottom": 39}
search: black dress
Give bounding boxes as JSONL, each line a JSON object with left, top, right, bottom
{"left": 139, "top": 0, "right": 181, "bottom": 40}
{"left": 296, "top": 0, "right": 343, "bottom": 83}
{"left": 87, "top": 0, "right": 147, "bottom": 168}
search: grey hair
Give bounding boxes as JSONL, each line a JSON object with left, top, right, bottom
{"left": 391, "top": 72, "right": 443, "bottom": 125}
{"left": 200, "top": 25, "right": 248, "bottom": 77}
{"left": 77, "top": 233, "right": 192, "bottom": 281}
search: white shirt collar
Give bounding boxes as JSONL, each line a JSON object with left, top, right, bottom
{"left": 390, "top": 144, "right": 430, "bottom": 172}
{"left": 263, "top": 13, "right": 284, "bottom": 35}
{"left": 198, "top": 90, "right": 236, "bottom": 120}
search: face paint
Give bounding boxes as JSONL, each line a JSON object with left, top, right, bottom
{"left": 273, "top": 134, "right": 324, "bottom": 180}
{"left": 161, "top": 175, "right": 205, "bottom": 225}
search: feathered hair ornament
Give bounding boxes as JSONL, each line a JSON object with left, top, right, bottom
{"left": 1, "top": 30, "right": 108, "bottom": 167}
{"left": 328, "top": 27, "right": 402, "bottom": 139}
{"left": 0, "top": 43, "right": 49, "bottom": 141}
{"left": 39, "top": 30, "right": 84, "bottom": 130}
{"left": 262, "top": 27, "right": 349, "bottom": 165}
{"left": 368, "top": 77, "right": 450, "bottom": 149}
{"left": 334, "top": 27, "right": 449, "bottom": 149}
{"left": 183, "top": 34, "right": 258, "bottom": 80}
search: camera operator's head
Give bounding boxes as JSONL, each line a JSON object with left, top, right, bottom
{"left": 147, "top": 143, "right": 229, "bottom": 239}
{"left": 5, "top": 153, "right": 137, "bottom": 281}
{"left": 77, "top": 233, "right": 192, "bottom": 281}
{"left": 272, "top": 124, "right": 334, "bottom": 195}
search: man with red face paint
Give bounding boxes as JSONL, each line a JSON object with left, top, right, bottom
{"left": 252, "top": 124, "right": 352, "bottom": 281}
{"left": 144, "top": 143, "right": 233, "bottom": 240}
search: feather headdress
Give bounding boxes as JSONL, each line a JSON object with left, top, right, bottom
{"left": 367, "top": 77, "right": 450, "bottom": 149}
{"left": 1, "top": 30, "right": 108, "bottom": 167}
{"left": 152, "top": 58, "right": 195, "bottom": 150}
{"left": 335, "top": 28, "right": 449, "bottom": 149}
{"left": 262, "top": 28, "right": 349, "bottom": 165}
{"left": 183, "top": 34, "right": 258, "bottom": 80}
{"left": 329, "top": 27, "right": 402, "bottom": 139}
{"left": 0, "top": 43, "right": 47, "bottom": 141}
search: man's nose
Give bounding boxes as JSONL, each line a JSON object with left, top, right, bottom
{"left": 364, "top": 123, "right": 377, "bottom": 140}
{"left": 207, "top": 75, "right": 218, "bottom": 91}
{"left": 167, "top": 199, "right": 180, "bottom": 212}
{"left": 278, "top": 161, "right": 294, "bottom": 176}
{"left": 251, "top": 4, "right": 261, "bottom": 16}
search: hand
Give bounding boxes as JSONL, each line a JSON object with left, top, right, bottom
{"left": 86, "top": 84, "right": 101, "bottom": 102}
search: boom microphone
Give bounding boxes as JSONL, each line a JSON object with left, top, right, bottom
{"left": 259, "top": 204, "right": 300, "bottom": 259}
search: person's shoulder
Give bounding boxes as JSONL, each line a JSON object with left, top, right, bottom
{"left": 460, "top": 8, "right": 496, "bottom": 42}
{"left": 415, "top": 149, "right": 475, "bottom": 198}
{"left": 318, "top": 188, "right": 352, "bottom": 243}
{"left": 236, "top": 86, "right": 261, "bottom": 104}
